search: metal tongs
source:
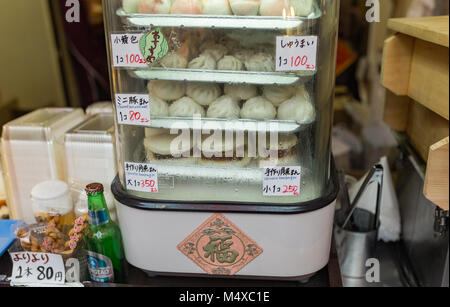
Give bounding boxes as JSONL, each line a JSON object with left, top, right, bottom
{"left": 340, "top": 164, "right": 384, "bottom": 232}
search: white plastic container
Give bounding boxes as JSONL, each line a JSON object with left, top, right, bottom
{"left": 1, "top": 108, "right": 85, "bottom": 223}
{"left": 85, "top": 101, "right": 114, "bottom": 116}
{"left": 64, "top": 113, "right": 118, "bottom": 221}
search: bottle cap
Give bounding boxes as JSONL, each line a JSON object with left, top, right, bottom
{"left": 85, "top": 183, "right": 104, "bottom": 195}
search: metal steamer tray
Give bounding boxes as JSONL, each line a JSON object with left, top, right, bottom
{"left": 116, "top": 4, "right": 322, "bottom": 30}
{"left": 143, "top": 116, "right": 313, "bottom": 133}
{"left": 116, "top": 6, "right": 321, "bottom": 85}
{"left": 127, "top": 68, "right": 314, "bottom": 86}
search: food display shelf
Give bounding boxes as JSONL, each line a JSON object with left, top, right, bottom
{"left": 144, "top": 117, "right": 312, "bottom": 133}
{"left": 116, "top": 6, "right": 321, "bottom": 30}
{"left": 128, "top": 68, "right": 313, "bottom": 85}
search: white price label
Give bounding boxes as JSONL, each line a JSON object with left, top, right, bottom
{"left": 111, "top": 34, "right": 147, "bottom": 68}
{"left": 263, "top": 166, "right": 301, "bottom": 197}
{"left": 10, "top": 252, "right": 65, "bottom": 285}
{"left": 125, "top": 162, "right": 159, "bottom": 193}
{"left": 276, "top": 36, "right": 318, "bottom": 71}
{"left": 115, "top": 94, "right": 151, "bottom": 126}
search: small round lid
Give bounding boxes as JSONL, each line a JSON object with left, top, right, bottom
{"left": 31, "top": 180, "right": 69, "bottom": 201}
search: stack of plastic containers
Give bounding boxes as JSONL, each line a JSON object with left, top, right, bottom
{"left": 1, "top": 108, "right": 85, "bottom": 223}
{"left": 64, "top": 113, "right": 118, "bottom": 221}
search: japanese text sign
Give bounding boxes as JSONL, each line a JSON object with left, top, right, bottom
{"left": 115, "top": 94, "right": 151, "bottom": 126}
{"left": 125, "top": 162, "right": 159, "bottom": 193}
{"left": 263, "top": 166, "right": 301, "bottom": 197}
{"left": 276, "top": 36, "right": 318, "bottom": 71}
{"left": 10, "top": 252, "right": 65, "bottom": 285}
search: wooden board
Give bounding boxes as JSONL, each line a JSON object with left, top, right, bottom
{"left": 407, "top": 101, "right": 449, "bottom": 162}
{"left": 381, "top": 34, "right": 415, "bottom": 96}
{"left": 408, "top": 39, "right": 449, "bottom": 120}
{"left": 388, "top": 16, "right": 449, "bottom": 47}
{"left": 382, "top": 31, "right": 449, "bottom": 120}
{"left": 424, "top": 137, "right": 449, "bottom": 210}
{"left": 383, "top": 91, "right": 410, "bottom": 132}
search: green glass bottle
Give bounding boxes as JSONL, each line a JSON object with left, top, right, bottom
{"left": 85, "top": 183, "right": 127, "bottom": 284}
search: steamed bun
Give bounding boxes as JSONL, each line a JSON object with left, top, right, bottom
{"left": 207, "top": 96, "right": 241, "bottom": 119}
{"left": 148, "top": 80, "right": 185, "bottom": 102}
{"left": 169, "top": 97, "right": 206, "bottom": 117}
{"left": 229, "top": 0, "right": 261, "bottom": 15}
{"left": 138, "top": 0, "right": 172, "bottom": 14}
{"left": 277, "top": 95, "right": 315, "bottom": 123}
{"left": 188, "top": 54, "right": 217, "bottom": 70}
{"left": 259, "top": 0, "right": 292, "bottom": 16}
{"left": 201, "top": 0, "right": 232, "bottom": 15}
{"left": 217, "top": 56, "right": 244, "bottom": 71}
{"left": 170, "top": 0, "right": 203, "bottom": 14}
{"left": 160, "top": 52, "right": 188, "bottom": 69}
{"left": 241, "top": 96, "right": 276, "bottom": 120}
{"left": 186, "top": 83, "right": 222, "bottom": 106}
{"left": 224, "top": 84, "right": 258, "bottom": 101}
{"left": 233, "top": 49, "right": 254, "bottom": 63}
{"left": 150, "top": 96, "right": 169, "bottom": 116}
{"left": 200, "top": 42, "right": 228, "bottom": 61}
{"left": 262, "top": 85, "right": 296, "bottom": 106}
{"left": 123, "top": 0, "right": 140, "bottom": 13}
{"left": 245, "top": 53, "right": 274, "bottom": 72}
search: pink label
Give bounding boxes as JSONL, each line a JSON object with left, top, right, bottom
{"left": 178, "top": 213, "right": 263, "bottom": 275}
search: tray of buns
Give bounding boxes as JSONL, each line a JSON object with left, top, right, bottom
{"left": 142, "top": 80, "right": 316, "bottom": 130}
{"left": 128, "top": 68, "right": 312, "bottom": 85}
{"left": 116, "top": 3, "right": 321, "bottom": 30}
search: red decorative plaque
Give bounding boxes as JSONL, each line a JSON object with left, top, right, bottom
{"left": 177, "top": 213, "right": 263, "bottom": 275}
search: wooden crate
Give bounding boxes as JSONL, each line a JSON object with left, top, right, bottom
{"left": 381, "top": 16, "right": 449, "bottom": 210}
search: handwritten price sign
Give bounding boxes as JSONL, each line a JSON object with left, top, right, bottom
{"left": 111, "top": 34, "right": 147, "bottom": 68}
{"left": 115, "top": 94, "right": 151, "bottom": 126}
{"left": 276, "top": 36, "right": 318, "bottom": 71}
{"left": 10, "top": 252, "right": 65, "bottom": 285}
{"left": 125, "top": 162, "right": 159, "bottom": 193}
{"left": 263, "top": 166, "right": 301, "bottom": 197}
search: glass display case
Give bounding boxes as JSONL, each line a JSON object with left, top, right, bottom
{"left": 104, "top": 0, "right": 340, "bottom": 280}
{"left": 105, "top": 0, "right": 338, "bottom": 204}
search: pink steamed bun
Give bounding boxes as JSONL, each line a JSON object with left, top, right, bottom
{"left": 170, "top": 0, "right": 203, "bottom": 14}
{"left": 138, "top": 0, "right": 172, "bottom": 14}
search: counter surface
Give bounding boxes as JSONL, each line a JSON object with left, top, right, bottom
{"left": 0, "top": 238, "right": 342, "bottom": 287}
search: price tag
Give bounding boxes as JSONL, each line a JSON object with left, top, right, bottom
{"left": 263, "top": 166, "right": 301, "bottom": 197}
{"left": 10, "top": 252, "right": 65, "bottom": 285}
{"left": 115, "top": 94, "right": 151, "bottom": 126}
{"left": 111, "top": 33, "right": 147, "bottom": 68}
{"left": 125, "top": 162, "right": 159, "bottom": 193}
{"left": 276, "top": 36, "right": 318, "bottom": 71}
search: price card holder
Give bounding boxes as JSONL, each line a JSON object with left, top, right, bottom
{"left": 111, "top": 34, "right": 147, "bottom": 68}
{"left": 10, "top": 252, "right": 66, "bottom": 285}
{"left": 125, "top": 162, "right": 159, "bottom": 193}
{"left": 263, "top": 166, "right": 301, "bottom": 197}
{"left": 276, "top": 36, "right": 318, "bottom": 72}
{"left": 115, "top": 94, "right": 151, "bottom": 126}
